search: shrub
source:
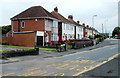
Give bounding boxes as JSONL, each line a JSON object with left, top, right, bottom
{"left": 2, "top": 42, "right": 9, "bottom": 45}
{"left": 1, "top": 49, "right": 39, "bottom": 58}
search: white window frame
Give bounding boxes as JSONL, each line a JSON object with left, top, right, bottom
{"left": 21, "top": 21, "right": 25, "bottom": 28}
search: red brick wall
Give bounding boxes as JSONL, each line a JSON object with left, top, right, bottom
{"left": 12, "top": 19, "right": 45, "bottom": 32}
{"left": 9, "top": 33, "right": 36, "bottom": 47}
{"left": 2, "top": 37, "right": 8, "bottom": 43}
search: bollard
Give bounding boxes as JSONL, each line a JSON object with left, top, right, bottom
{"left": 34, "top": 46, "right": 39, "bottom": 55}
{"left": 64, "top": 42, "right": 68, "bottom": 51}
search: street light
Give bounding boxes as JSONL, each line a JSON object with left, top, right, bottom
{"left": 92, "top": 15, "right": 97, "bottom": 38}
{"left": 104, "top": 19, "right": 108, "bottom": 33}
{"left": 92, "top": 15, "right": 97, "bottom": 28}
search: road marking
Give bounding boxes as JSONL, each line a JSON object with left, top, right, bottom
{"left": 55, "top": 45, "right": 112, "bottom": 59}
{"left": 110, "top": 47, "right": 116, "bottom": 50}
{"left": 56, "top": 64, "right": 69, "bottom": 69}
{"left": 46, "top": 63, "right": 63, "bottom": 67}
{"left": 2, "top": 73, "right": 15, "bottom": 76}
{"left": 90, "top": 46, "right": 110, "bottom": 51}
{"left": 77, "top": 57, "right": 90, "bottom": 59}
{"left": 19, "top": 70, "right": 42, "bottom": 76}
{"left": 46, "top": 64, "right": 56, "bottom": 67}
{"left": 54, "top": 73, "right": 65, "bottom": 76}
{"left": 42, "top": 72, "right": 54, "bottom": 76}
{"left": 69, "top": 65, "right": 79, "bottom": 70}
{"left": 108, "top": 53, "right": 120, "bottom": 61}
{"left": 83, "top": 67, "right": 87, "bottom": 70}
{"left": 28, "top": 67, "right": 40, "bottom": 71}
{"left": 60, "top": 73, "right": 65, "bottom": 76}
{"left": 56, "top": 51, "right": 88, "bottom": 58}
{"left": 23, "top": 70, "right": 42, "bottom": 76}
{"left": 72, "top": 53, "right": 120, "bottom": 76}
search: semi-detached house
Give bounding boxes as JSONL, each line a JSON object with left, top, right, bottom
{"left": 51, "top": 7, "right": 75, "bottom": 42}
{"left": 67, "top": 15, "right": 83, "bottom": 39}
{"left": 10, "top": 6, "right": 59, "bottom": 47}
{"left": 7, "top": 6, "right": 99, "bottom": 47}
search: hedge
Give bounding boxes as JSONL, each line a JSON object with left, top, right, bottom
{"left": 1, "top": 49, "right": 39, "bottom": 58}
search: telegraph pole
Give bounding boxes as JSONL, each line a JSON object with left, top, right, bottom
{"left": 102, "top": 24, "right": 104, "bottom": 33}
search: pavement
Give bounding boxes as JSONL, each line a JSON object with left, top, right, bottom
{"left": 0, "top": 38, "right": 118, "bottom": 64}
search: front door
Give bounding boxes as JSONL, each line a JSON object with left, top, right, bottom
{"left": 37, "top": 36, "right": 43, "bottom": 46}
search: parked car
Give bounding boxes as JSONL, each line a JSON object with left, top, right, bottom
{"left": 115, "top": 34, "right": 120, "bottom": 39}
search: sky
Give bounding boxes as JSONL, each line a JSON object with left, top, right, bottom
{"left": 0, "top": 0, "right": 120, "bottom": 33}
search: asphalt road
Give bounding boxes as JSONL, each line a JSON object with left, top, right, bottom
{"left": 1, "top": 39, "right": 119, "bottom": 77}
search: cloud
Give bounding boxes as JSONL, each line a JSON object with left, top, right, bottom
{"left": 0, "top": 0, "right": 119, "bottom": 33}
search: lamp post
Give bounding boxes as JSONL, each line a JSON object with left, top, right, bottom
{"left": 92, "top": 15, "right": 97, "bottom": 39}
{"left": 104, "top": 19, "right": 108, "bottom": 33}
{"left": 102, "top": 24, "right": 104, "bottom": 33}
{"left": 92, "top": 15, "right": 97, "bottom": 28}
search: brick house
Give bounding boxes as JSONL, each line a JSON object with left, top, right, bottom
{"left": 51, "top": 7, "right": 75, "bottom": 43}
{"left": 10, "top": 6, "right": 59, "bottom": 47}
{"left": 6, "top": 6, "right": 99, "bottom": 47}
{"left": 83, "top": 24, "right": 99, "bottom": 38}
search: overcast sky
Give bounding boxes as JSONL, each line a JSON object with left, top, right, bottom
{"left": 0, "top": 0, "right": 120, "bottom": 33}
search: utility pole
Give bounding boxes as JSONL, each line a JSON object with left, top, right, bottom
{"left": 102, "top": 24, "right": 104, "bottom": 33}
{"left": 104, "top": 19, "right": 108, "bottom": 34}
{"left": 92, "top": 15, "right": 97, "bottom": 36}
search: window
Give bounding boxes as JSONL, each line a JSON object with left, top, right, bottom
{"left": 45, "top": 19, "right": 53, "bottom": 27}
{"left": 53, "top": 21, "right": 58, "bottom": 27}
{"left": 21, "top": 21, "right": 25, "bottom": 28}
{"left": 52, "top": 33, "right": 58, "bottom": 41}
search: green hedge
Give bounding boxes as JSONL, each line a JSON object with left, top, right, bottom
{"left": 1, "top": 42, "right": 9, "bottom": 45}
{"left": 1, "top": 49, "right": 39, "bottom": 58}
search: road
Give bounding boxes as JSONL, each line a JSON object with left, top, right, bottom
{"left": 1, "top": 39, "right": 119, "bottom": 77}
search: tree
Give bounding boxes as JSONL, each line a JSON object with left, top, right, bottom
{"left": 112, "top": 27, "right": 120, "bottom": 37}
{"left": 1, "top": 25, "right": 11, "bottom": 34}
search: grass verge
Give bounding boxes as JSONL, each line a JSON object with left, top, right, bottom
{"left": 0, "top": 49, "right": 9, "bottom": 51}
{"left": 0, "top": 45, "right": 56, "bottom": 51}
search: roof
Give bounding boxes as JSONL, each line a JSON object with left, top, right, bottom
{"left": 68, "top": 19, "right": 82, "bottom": 27}
{"left": 11, "top": 6, "right": 57, "bottom": 20}
{"left": 51, "top": 11, "right": 72, "bottom": 24}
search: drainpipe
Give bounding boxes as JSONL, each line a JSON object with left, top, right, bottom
{"left": 34, "top": 31, "right": 37, "bottom": 47}
{"left": 18, "top": 19, "right": 20, "bottom": 32}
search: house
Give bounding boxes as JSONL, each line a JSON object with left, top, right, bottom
{"left": 83, "top": 24, "right": 99, "bottom": 38}
{"left": 5, "top": 6, "right": 100, "bottom": 47}
{"left": 10, "top": 6, "right": 59, "bottom": 47}
{"left": 67, "top": 15, "right": 83, "bottom": 39}
{"left": 51, "top": 7, "right": 75, "bottom": 43}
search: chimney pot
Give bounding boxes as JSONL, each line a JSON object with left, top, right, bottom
{"left": 54, "top": 7, "right": 58, "bottom": 12}
{"left": 86, "top": 25, "right": 89, "bottom": 27}
{"left": 68, "top": 15, "right": 73, "bottom": 20}
{"left": 82, "top": 23, "right": 85, "bottom": 26}
{"left": 77, "top": 21, "right": 80, "bottom": 24}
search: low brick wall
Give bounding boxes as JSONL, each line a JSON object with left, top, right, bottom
{"left": 1, "top": 37, "right": 9, "bottom": 43}
{"left": 2, "top": 33, "right": 36, "bottom": 47}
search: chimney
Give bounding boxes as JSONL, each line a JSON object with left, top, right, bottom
{"left": 82, "top": 23, "right": 85, "bottom": 26}
{"left": 77, "top": 21, "right": 80, "bottom": 24}
{"left": 68, "top": 15, "right": 73, "bottom": 20}
{"left": 86, "top": 25, "right": 89, "bottom": 28}
{"left": 54, "top": 7, "right": 58, "bottom": 12}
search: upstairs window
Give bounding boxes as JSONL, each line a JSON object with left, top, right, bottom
{"left": 21, "top": 21, "right": 25, "bottom": 28}
{"left": 53, "top": 21, "right": 58, "bottom": 27}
